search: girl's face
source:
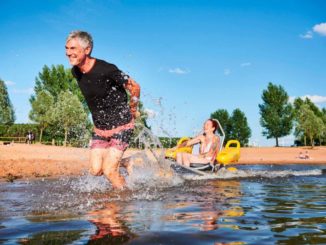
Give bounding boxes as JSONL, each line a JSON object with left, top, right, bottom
{"left": 204, "top": 120, "right": 214, "bottom": 133}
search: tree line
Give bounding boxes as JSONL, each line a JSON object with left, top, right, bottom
{"left": 259, "top": 82, "right": 326, "bottom": 147}
{"left": 1, "top": 65, "right": 325, "bottom": 147}
{"left": 210, "top": 108, "right": 251, "bottom": 147}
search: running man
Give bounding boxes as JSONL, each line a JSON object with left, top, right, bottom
{"left": 65, "top": 31, "right": 140, "bottom": 189}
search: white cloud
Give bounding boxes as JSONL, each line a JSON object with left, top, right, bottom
{"left": 300, "top": 31, "right": 313, "bottom": 39}
{"left": 13, "top": 88, "right": 34, "bottom": 95}
{"left": 144, "top": 108, "right": 157, "bottom": 118}
{"left": 4, "top": 80, "right": 16, "bottom": 86}
{"left": 313, "top": 22, "right": 326, "bottom": 36}
{"left": 240, "top": 62, "right": 251, "bottom": 67}
{"left": 302, "top": 94, "right": 326, "bottom": 104}
{"left": 224, "top": 68, "right": 231, "bottom": 76}
{"left": 290, "top": 95, "right": 326, "bottom": 104}
{"left": 168, "top": 67, "right": 189, "bottom": 75}
{"left": 289, "top": 96, "right": 296, "bottom": 103}
{"left": 301, "top": 23, "right": 326, "bottom": 39}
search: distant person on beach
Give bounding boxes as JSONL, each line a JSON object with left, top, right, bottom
{"left": 298, "top": 152, "right": 304, "bottom": 159}
{"left": 65, "top": 31, "right": 140, "bottom": 189}
{"left": 304, "top": 151, "right": 310, "bottom": 159}
{"left": 176, "top": 119, "right": 220, "bottom": 167}
{"left": 297, "top": 151, "right": 310, "bottom": 160}
{"left": 25, "top": 131, "right": 35, "bottom": 144}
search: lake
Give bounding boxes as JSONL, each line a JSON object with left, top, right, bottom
{"left": 0, "top": 164, "right": 325, "bottom": 244}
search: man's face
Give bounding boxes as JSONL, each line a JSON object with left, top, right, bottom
{"left": 65, "top": 38, "right": 91, "bottom": 66}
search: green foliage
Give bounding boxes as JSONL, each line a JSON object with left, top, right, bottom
{"left": 28, "top": 64, "right": 93, "bottom": 146}
{"left": 30, "top": 65, "right": 87, "bottom": 112}
{"left": 322, "top": 109, "right": 326, "bottom": 145}
{"left": 159, "top": 137, "right": 179, "bottom": 148}
{"left": 0, "top": 79, "right": 15, "bottom": 125}
{"left": 29, "top": 90, "right": 54, "bottom": 142}
{"left": 133, "top": 101, "right": 151, "bottom": 138}
{"left": 229, "top": 108, "right": 251, "bottom": 146}
{"left": 293, "top": 97, "right": 326, "bottom": 146}
{"left": 0, "top": 124, "right": 39, "bottom": 141}
{"left": 51, "top": 91, "right": 88, "bottom": 146}
{"left": 210, "top": 109, "right": 231, "bottom": 144}
{"left": 296, "top": 104, "right": 324, "bottom": 148}
{"left": 259, "top": 82, "right": 293, "bottom": 146}
{"left": 211, "top": 108, "right": 251, "bottom": 146}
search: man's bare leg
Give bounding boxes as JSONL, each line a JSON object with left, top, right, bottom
{"left": 90, "top": 149, "right": 106, "bottom": 176}
{"left": 102, "top": 148, "right": 125, "bottom": 189}
{"left": 120, "top": 156, "right": 135, "bottom": 175}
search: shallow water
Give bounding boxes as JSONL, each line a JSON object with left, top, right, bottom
{"left": 0, "top": 164, "right": 325, "bottom": 244}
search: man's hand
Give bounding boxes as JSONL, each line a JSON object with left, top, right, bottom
{"left": 131, "top": 109, "right": 141, "bottom": 119}
{"left": 124, "top": 78, "right": 140, "bottom": 120}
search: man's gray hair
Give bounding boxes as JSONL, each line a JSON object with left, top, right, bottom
{"left": 67, "top": 30, "right": 93, "bottom": 53}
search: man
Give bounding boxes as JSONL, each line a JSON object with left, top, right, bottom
{"left": 65, "top": 31, "right": 140, "bottom": 189}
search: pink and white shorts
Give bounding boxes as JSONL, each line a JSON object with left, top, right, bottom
{"left": 90, "top": 128, "right": 134, "bottom": 151}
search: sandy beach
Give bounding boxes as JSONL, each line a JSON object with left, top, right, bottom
{"left": 0, "top": 143, "right": 325, "bottom": 180}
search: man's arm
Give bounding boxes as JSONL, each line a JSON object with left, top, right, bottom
{"left": 124, "top": 78, "right": 140, "bottom": 119}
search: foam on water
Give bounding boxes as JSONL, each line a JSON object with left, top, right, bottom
{"left": 182, "top": 168, "right": 323, "bottom": 180}
{"left": 70, "top": 172, "right": 112, "bottom": 193}
{"left": 28, "top": 165, "right": 321, "bottom": 214}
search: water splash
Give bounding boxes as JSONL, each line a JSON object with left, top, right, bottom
{"left": 125, "top": 124, "right": 184, "bottom": 190}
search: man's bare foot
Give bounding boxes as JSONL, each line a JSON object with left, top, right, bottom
{"left": 89, "top": 168, "right": 103, "bottom": 176}
{"left": 107, "top": 173, "right": 126, "bottom": 190}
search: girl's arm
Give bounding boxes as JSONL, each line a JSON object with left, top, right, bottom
{"left": 184, "top": 135, "right": 202, "bottom": 147}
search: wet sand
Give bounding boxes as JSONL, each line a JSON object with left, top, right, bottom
{"left": 0, "top": 143, "right": 325, "bottom": 180}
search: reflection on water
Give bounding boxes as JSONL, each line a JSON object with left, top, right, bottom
{"left": 0, "top": 164, "right": 325, "bottom": 244}
{"left": 87, "top": 203, "right": 135, "bottom": 243}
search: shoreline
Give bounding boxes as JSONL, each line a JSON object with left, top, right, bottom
{"left": 1, "top": 143, "right": 325, "bottom": 181}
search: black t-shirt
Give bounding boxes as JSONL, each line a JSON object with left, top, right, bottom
{"left": 72, "top": 59, "right": 132, "bottom": 130}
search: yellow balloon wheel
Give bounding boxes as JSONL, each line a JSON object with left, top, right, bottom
{"left": 227, "top": 167, "right": 238, "bottom": 172}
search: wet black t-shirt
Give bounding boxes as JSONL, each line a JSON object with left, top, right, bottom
{"left": 72, "top": 59, "right": 132, "bottom": 130}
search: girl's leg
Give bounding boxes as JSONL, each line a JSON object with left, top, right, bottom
{"left": 176, "top": 152, "right": 183, "bottom": 164}
{"left": 182, "top": 153, "right": 210, "bottom": 167}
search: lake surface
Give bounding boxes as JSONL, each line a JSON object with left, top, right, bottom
{"left": 0, "top": 164, "right": 325, "bottom": 244}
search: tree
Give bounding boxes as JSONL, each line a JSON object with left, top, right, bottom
{"left": 302, "top": 97, "right": 323, "bottom": 118}
{"left": 210, "top": 109, "right": 231, "bottom": 145}
{"left": 29, "top": 90, "right": 54, "bottom": 142}
{"left": 51, "top": 91, "right": 88, "bottom": 146}
{"left": 259, "top": 82, "right": 293, "bottom": 146}
{"left": 30, "top": 65, "right": 87, "bottom": 112}
{"left": 297, "top": 104, "right": 324, "bottom": 148}
{"left": 0, "top": 79, "right": 15, "bottom": 125}
{"left": 293, "top": 97, "right": 326, "bottom": 146}
{"left": 29, "top": 64, "right": 92, "bottom": 145}
{"left": 322, "top": 108, "right": 326, "bottom": 145}
{"left": 293, "top": 97, "right": 305, "bottom": 143}
{"left": 229, "top": 109, "right": 251, "bottom": 146}
{"left": 133, "top": 101, "right": 150, "bottom": 136}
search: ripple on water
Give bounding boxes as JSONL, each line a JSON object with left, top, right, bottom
{"left": 0, "top": 164, "right": 325, "bottom": 244}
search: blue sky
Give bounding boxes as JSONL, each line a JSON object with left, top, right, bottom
{"left": 1, "top": 0, "right": 325, "bottom": 146}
